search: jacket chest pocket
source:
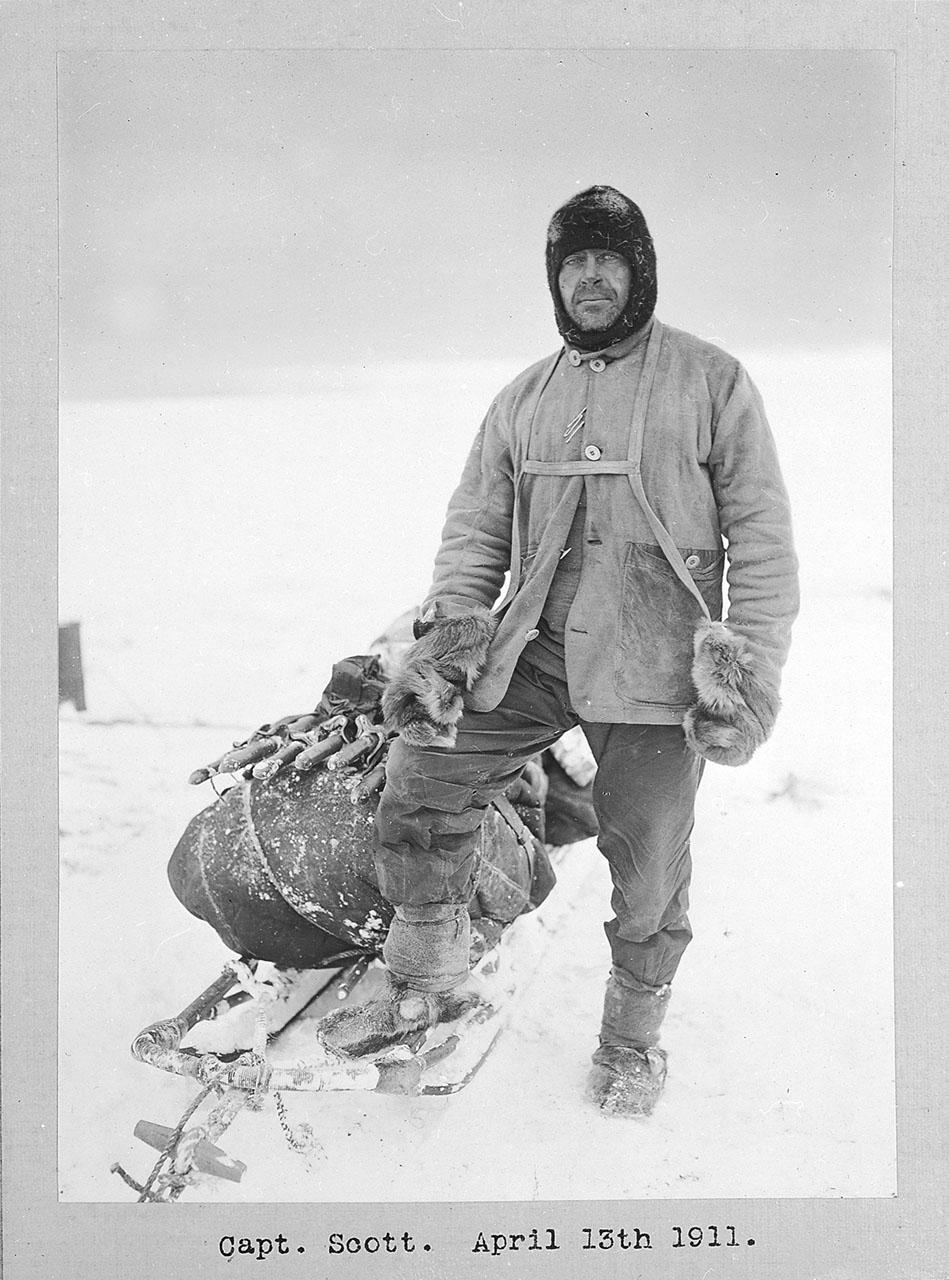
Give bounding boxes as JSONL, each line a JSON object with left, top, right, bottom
{"left": 613, "top": 542, "right": 724, "bottom": 707}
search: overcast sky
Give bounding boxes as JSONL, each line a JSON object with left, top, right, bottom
{"left": 58, "top": 49, "right": 893, "bottom": 396}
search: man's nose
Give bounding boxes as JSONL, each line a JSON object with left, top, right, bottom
{"left": 579, "top": 252, "right": 602, "bottom": 280}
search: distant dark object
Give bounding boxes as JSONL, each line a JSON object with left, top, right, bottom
{"left": 59, "top": 621, "right": 86, "bottom": 712}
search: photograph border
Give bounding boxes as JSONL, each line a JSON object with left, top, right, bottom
{"left": 2, "top": 3, "right": 945, "bottom": 1277}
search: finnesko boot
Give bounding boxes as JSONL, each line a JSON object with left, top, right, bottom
{"left": 587, "top": 969, "right": 672, "bottom": 1117}
{"left": 588, "top": 1043, "right": 668, "bottom": 1116}
{"left": 316, "top": 974, "right": 477, "bottom": 1058}
{"left": 316, "top": 903, "right": 476, "bottom": 1059}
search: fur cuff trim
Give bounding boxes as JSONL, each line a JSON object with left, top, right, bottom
{"left": 382, "top": 663, "right": 466, "bottom": 747}
{"left": 410, "top": 604, "right": 498, "bottom": 689}
{"left": 683, "top": 621, "right": 780, "bottom": 767}
{"left": 382, "top": 606, "right": 498, "bottom": 748}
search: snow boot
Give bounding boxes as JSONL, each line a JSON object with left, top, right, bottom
{"left": 587, "top": 1044, "right": 668, "bottom": 1117}
{"left": 316, "top": 903, "right": 478, "bottom": 1058}
{"left": 586, "top": 969, "right": 672, "bottom": 1117}
{"left": 315, "top": 974, "right": 478, "bottom": 1059}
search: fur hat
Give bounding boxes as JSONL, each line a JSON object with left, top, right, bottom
{"left": 546, "top": 185, "right": 657, "bottom": 351}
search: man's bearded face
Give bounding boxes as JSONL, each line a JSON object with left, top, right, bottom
{"left": 558, "top": 248, "right": 632, "bottom": 333}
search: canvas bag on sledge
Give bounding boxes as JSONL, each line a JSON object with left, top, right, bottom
{"left": 168, "top": 655, "right": 566, "bottom": 971}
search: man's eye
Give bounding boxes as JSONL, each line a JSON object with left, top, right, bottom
{"left": 563, "top": 256, "right": 584, "bottom": 269}
{"left": 597, "top": 252, "right": 618, "bottom": 264}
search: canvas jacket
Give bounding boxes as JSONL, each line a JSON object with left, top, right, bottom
{"left": 422, "top": 318, "right": 799, "bottom": 724}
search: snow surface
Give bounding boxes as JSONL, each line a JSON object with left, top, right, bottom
{"left": 58, "top": 348, "right": 894, "bottom": 1200}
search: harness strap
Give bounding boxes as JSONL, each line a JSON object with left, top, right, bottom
{"left": 506, "top": 322, "right": 712, "bottom": 622}
{"left": 523, "top": 460, "right": 637, "bottom": 476}
{"left": 625, "top": 322, "right": 712, "bottom": 621}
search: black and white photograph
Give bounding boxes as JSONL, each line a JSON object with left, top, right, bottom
{"left": 55, "top": 46, "right": 895, "bottom": 1204}
{"left": 3, "top": 5, "right": 946, "bottom": 1276}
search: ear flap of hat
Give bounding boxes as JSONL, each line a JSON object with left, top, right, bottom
{"left": 546, "top": 186, "right": 657, "bottom": 350}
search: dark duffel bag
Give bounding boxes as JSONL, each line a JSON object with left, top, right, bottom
{"left": 168, "top": 760, "right": 556, "bottom": 970}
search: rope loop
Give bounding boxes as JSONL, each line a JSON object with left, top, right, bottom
{"left": 273, "top": 1091, "right": 321, "bottom": 1159}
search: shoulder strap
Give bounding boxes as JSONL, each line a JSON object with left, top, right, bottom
{"left": 626, "top": 322, "right": 712, "bottom": 621}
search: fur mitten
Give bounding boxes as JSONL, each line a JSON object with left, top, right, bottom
{"left": 381, "top": 604, "right": 498, "bottom": 747}
{"left": 682, "top": 620, "right": 780, "bottom": 766}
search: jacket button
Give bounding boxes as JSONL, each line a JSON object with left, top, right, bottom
{"left": 567, "top": 349, "right": 582, "bottom": 366}
{"left": 685, "top": 554, "right": 701, "bottom": 569}
{"left": 525, "top": 628, "right": 539, "bottom": 642}
{"left": 589, "top": 358, "right": 606, "bottom": 372}
{"left": 584, "top": 444, "right": 602, "bottom": 461}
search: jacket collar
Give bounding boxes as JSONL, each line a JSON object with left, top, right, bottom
{"left": 563, "top": 316, "right": 654, "bottom": 367}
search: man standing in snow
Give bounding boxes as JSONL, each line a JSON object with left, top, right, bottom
{"left": 317, "top": 186, "right": 799, "bottom": 1116}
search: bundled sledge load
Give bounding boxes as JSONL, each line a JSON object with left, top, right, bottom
{"left": 116, "top": 644, "right": 599, "bottom": 1201}
{"left": 169, "top": 655, "right": 559, "bottom": 971}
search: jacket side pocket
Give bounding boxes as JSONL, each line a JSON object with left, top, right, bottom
{"left": 613, "top": 543, "right": 724, "bottom": 707}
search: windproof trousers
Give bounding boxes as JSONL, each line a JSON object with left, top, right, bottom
{"left": 374, "top": 657, "right": 704, "bottom": 994}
